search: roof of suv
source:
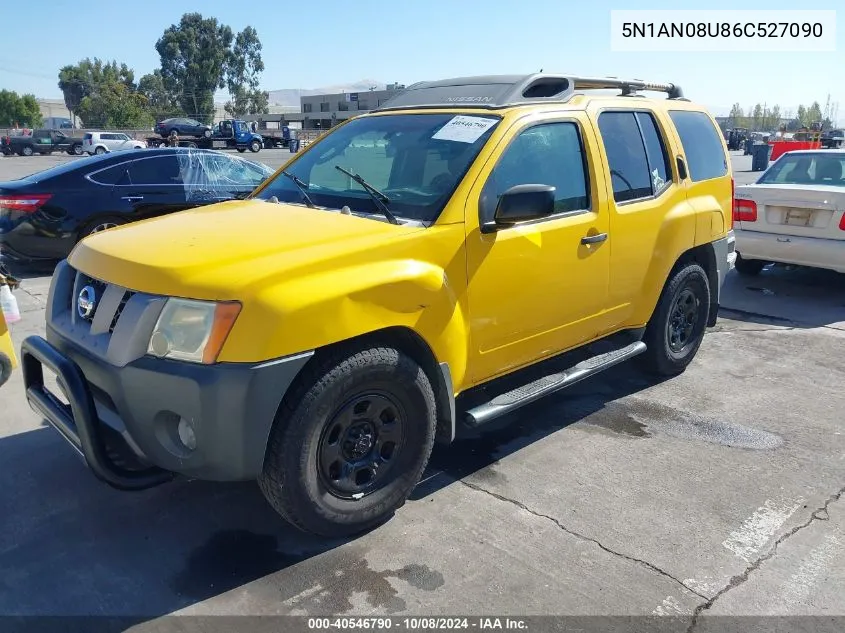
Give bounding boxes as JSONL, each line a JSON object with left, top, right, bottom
{"left": 374, "top": 73, "right": 687, "bottom": 112}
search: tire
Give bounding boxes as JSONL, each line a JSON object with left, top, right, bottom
{"left": 203, "top": 128, "right": 212, "bottom": 138}
{"left": 94, "top": 147, "right": 106, "bottom": 155}
{"left": 237, "top": 147, "right": 246, "bottom": 153}
{"left": 734, "top": 253, "right": 767, "bottom": 276}
{"left": 249, "top": 139, "right": 261, "bottom": 153}
{"left": 79, "top": 215, "right": 127, "bottom": 241}
{"left": 169, "top": 128, "right": 179, "bottom": 137}
{"left": 21, "top": 146, "right": 33, "bottom": 157}
{"left": 185, "top": 141, "right": 198, "bottom": 149}
{"left": 258, "top": 345, "right": 437, "bottom": 537}
{"left": 70, "top": 143, "right": 83, "bottom": 155}
{"left": 0, "top": 352, "right": 12, "bottom": 389}
{"left": 639, "top": 263, "right": 711, "bottom": 377}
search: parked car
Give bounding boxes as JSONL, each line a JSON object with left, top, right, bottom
{"left": 82, "top": 132, "right": 147, "bottom": 155}
{"left": 155, "top": 118, "right": 213, "bottom": 139}
{"left": 1, "top": 129, "right": 84, "bottom": 156}
{"left": 733, "top": 149, "right": 845, "bottom": 275}
{"left": 0, "top": 148, "right": 274, "bottom": 263}
{"left": 17, "top": 73, "right": 736, "bottom": 537}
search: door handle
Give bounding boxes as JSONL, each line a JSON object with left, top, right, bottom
{"left": 581, "top": 233, "right": 608, "bottom": 245}
{"left": 121, "top": 196, "right": 143, "bottom": 202}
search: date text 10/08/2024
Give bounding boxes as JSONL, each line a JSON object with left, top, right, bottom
{"left": 307, "top": 618, "right": 528, "bottom": 630}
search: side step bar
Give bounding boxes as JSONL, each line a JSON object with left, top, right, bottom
{"left": 465, "top": 341, "right": 647, "bottom": 427}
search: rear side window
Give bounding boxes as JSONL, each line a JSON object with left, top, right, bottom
{"left": 669, "top": 110, "right": 728, "bottom": 182}
{"left": 89, "top": 163, "right": 128, "bottom": 185}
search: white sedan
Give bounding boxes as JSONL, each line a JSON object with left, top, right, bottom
{"left": 733, "top": 149, "right": 845, "bottom": 275}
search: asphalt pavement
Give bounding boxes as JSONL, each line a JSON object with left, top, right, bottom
{"left": 1, "top": 152, "right": 844, "bottom": 629}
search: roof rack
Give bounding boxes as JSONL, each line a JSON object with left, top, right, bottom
{"left": 373, "top": 74, "right": 686, "bottom": 112}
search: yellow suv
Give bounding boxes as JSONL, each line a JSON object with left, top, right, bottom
{"left": 21, "top": 74, "right": 736, "bottom": 536}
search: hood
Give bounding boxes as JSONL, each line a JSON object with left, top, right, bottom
{"left": 68, "top": 200, "right": 423, "bottom": 300}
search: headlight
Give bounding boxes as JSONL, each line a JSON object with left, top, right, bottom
{"left": 147, "top": 298, "right": 241, "bottom": 364}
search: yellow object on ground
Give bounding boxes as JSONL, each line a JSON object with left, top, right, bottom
{"left": 0, "top": 310, "right": 17, "bottom": 389}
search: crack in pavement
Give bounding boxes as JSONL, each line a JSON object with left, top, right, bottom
{"left": 710, "top": 327, "right": 797, "bottom": 334}
{"left": 459, "top": 479, "right": 709, "bottom": 601}
{"left": 686, "top": 484, "right": 845, "bottom": 632}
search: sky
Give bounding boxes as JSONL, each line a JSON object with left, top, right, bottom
{"left": 1, "top": 0, "right": 842, "bottom": 120}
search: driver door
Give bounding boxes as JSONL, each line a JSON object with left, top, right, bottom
{"left": 464, "top": 113, "right": 613, "bottom": 383}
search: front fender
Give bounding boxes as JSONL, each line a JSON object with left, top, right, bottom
{"left": 218, "top": 258, "right": 472, "bottom": 389}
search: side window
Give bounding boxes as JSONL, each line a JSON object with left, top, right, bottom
{"left": 89, "top": 164, "right": 129, "bottom": 185}
{"left": 597, "top": 112, "right": 653, "bottom": 202}
{"left": 668, "top": 110, "right": 729, "bottom": 182}
{"left": 128, "top": 156, "right": 183, "bottom": 185}
{"left": 635, "top": 112, "right": 671, "bottom": 193}
{"left": 484, "top": 122, "right": 589, "bottom": 219}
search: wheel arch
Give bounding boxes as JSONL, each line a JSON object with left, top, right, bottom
{"left": 291, "top": 326, "right": 456, "bottom": 445}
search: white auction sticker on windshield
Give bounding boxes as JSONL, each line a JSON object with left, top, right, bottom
{"left": 432, "top": 116, "right": 498, "bottom": 143}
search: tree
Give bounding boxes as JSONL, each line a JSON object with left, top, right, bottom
{"left": 77, "top": 82, "right": 152, "bottom": 128}
{"left": 155, "top": 13, "right": 234, "bottom": 123}
{"left": 807, "top": 101, "right": 823, "bottom": 126}
{"left": 138, "top": 70, "right": 180, "bottom": 121}
{"left": 58, "top": 58, "right": 141, "bottom": 127}
{"left": 797, "top": 105, "right": 808, "bottom": 127}
{"left": 0, "top": 90, "right": 42, "bottom": 127}
{"left": 224, "top": 26, "right": 269, "bottom": 117}
{"left": 728, "top": 103, "right": 744, "bottom": 128}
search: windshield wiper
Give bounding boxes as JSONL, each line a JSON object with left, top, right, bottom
{"left": 334, "top": 165, "right": 400, "bottom": 225}
{"left": 280, "top": 171, "right": 316, "bottom": 208}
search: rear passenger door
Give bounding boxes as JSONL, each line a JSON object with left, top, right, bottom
{"left": 588, "top": 106, "right": 691, "bottom": 328}
{"left": 112, "top": 154, "right": 195, "bottom": 220}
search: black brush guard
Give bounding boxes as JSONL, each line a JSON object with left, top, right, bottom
{"left": 20, "top": 335, "right": 172, "bottom": 490}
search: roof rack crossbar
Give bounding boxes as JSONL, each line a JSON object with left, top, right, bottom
{"left": 570, "top": 77, "right": 684, "bottom": 99}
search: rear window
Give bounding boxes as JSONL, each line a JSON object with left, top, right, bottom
{"left": 668, "top": 110, "right": 729, "bottom": 182}
{"left": 758, "top": 153, "right": 845, "bottom": 187}
{"left": 83, "top": 134, "right": 93, "bottom": 140}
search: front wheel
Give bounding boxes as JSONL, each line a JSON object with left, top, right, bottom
{"left": 249, "top": 139, "right": 261, "bottom": 153}
{"left": 258, "top": 346, "right": 437, "bottom": 537}
{"left": 639, "top": 263, "right": 711, "bottom": 376}
{"left": 21, "top": 146, "right": 33, "bottom": 157}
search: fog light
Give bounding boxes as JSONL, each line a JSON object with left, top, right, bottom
{"left": 177, "top": 418, "right": 197, "bottom": 451}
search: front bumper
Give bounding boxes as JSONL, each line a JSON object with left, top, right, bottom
{"left": 21, "top": 262, "right": 314, "bottom": 489}
{"left": 21, "top": 334, "right": 313, "bottom": 488}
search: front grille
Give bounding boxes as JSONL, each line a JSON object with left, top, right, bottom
{"left": 109, "top": 291, "right": 135, "bottom": 334}
{"left": 76, "top": 274, "right": 107, "bottom": 321}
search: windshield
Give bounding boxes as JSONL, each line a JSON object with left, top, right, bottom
{"left": 253, "top": 112, "right": 501, "bottom": 224}
{"left": 758, "top": 153, "right": 845, "bottom": 187}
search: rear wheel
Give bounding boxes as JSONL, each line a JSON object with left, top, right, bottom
{"left": 21, "top": 146, "right": 33, "bottom": 157}
{"left": 94, "top": 146, "right": 106, "bottom": 155}
{"left": 639, "top": 263, "right": 711, "bottom": 376}
{"left": 79, "top": 216, "right": 127, "bottom": 241}
{"left": 70, "top": 143, "right": 83, "bottom": 155}
{"left": 258, "top": 345, "right": 437, "bottom": 537}
{"left": 734, "top": 253, "right": 767, "bottom": 276}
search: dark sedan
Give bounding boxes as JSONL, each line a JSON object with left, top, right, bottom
{"left": 0, "top": 148, "right": 274, "bottom": 264}
{"left": 155, "top": 118, "right": 213, "bottom": 139}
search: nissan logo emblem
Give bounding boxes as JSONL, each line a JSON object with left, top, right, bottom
{"left": 77, "top": 285, "right": 97, "bottom": 320}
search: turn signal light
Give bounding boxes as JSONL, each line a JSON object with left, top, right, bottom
{"left": 733, "top": 198, "right": 758, "bottom": 222}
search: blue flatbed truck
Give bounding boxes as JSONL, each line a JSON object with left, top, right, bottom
{"left": 145, "top": 119, "right": 264, "bottom": 152}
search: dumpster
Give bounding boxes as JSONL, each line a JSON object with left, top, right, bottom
{"left": 751, "top": 143, "right": 772, "bottom": 171}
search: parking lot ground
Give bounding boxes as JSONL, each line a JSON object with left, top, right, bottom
{"left": 1, "top": 152, "right": 844, "bottom": 626}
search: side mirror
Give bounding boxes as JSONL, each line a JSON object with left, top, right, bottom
{"left": 483, "top": 184, "right": 556, "bottom": 233}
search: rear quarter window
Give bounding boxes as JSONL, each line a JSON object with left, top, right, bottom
{"left": 668, "top": 110, "right": 728, "bottom": 182}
